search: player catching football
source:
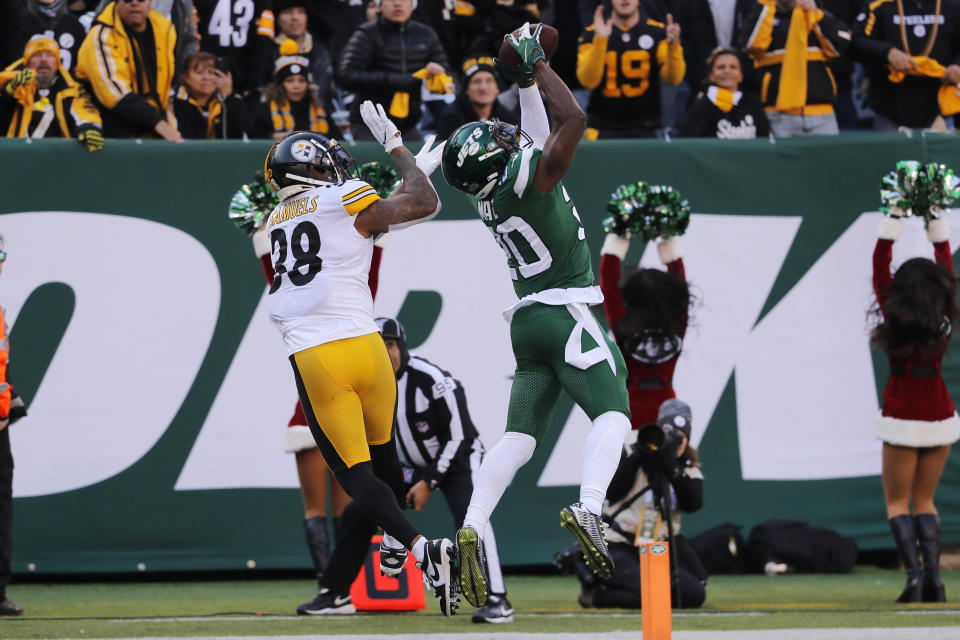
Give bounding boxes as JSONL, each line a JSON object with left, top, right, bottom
{"left": 440, "top": 24, "right": 632, "bottom": 609}
{"left": 263, "top": 104, "right": 459, "bottom": 616}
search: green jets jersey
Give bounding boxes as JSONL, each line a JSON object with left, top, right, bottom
{"left": 470, "top": 147, "right": 593, "bottom": 299}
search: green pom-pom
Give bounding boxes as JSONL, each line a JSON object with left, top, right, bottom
{"left": 228, "top": 171, "right": 279, "bottom": 236}
{"left": 604, "top": 181, "right": 691, "bottom": 241}
{"left": 358, "top": 162, "right": 401, "bottom": 198}
{"left": 880, "top": 161, "right": 960, "bottom": 219}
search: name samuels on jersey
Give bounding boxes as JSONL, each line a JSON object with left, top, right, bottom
{"left": 266, "top": 195, "right": 319, "bottom": 229}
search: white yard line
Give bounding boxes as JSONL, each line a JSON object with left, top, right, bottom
{"left": 48, "top": 630, "right": 960, "bottom": 640}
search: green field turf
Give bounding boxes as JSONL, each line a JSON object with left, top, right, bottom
{"left": 0, "top": 567, "right": 957, "bottom": 638}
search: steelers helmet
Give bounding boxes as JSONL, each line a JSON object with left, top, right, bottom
{"left": 264, "top": 131, "right": 358, "bottom": 200}
{"left": 440, "top": 119, "right": 527, "bottom": 200}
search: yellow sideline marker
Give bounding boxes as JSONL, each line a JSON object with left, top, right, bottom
{"left": 640, "top": 541, "right": 672, "bottom": 639}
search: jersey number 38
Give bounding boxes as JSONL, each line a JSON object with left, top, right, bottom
{"left": 268, "top": 221, "right": 323, "bottom": 294}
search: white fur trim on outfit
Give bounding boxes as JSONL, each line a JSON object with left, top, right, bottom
{"left": 284, "top": 425, "right": 318, "bottom": 453}
{"left": 657, "top": 236, "right": 683, "bottom": 263}
{"left": 252, "top": 228, "right": 270, "bottom": 258}
{"left": 601, "top": 233, "right": 630, "bottom": 259}
{"left": 927, "top": 217, "right": 951, "bottom": 243}
{"left": 877, "top": 217, "right": 903, "bottom": 240}
{"left": 875, "top": 412, "right": 960, "bottom": 447}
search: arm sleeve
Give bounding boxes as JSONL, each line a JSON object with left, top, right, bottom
{"left": 934, "top": 240, "right": 953, "bottom": 274}
{"left": 849, "top": 2, "right": 895, "bottom": 63}
{"left": 742, "top": 0, "right": 776, "bottom": 58}
{"left": 519, "top": 84, "right": 550, "bottom": 149}
{"left": 672, "top": 465, "right": 704, "bottom": 513}
{"left": 600, "top": 253, "right": 628, "bottom": 337}
{"left": 425, "top": 379, "right": 473, "bottom": 487}
{"left": 223, "top": 94, "right": 252, "bottom": 139}
{"left": 368, "top": 244, "right": 383, "bottom": 300}
{"left": 812, "top": 10, "right": 849, "bottom": 59}
{"left": 678, "top": 98, "right": 713, "bottom": 137}
{"left": 755, "top": 103, "right": 771, "bottom": 136}
{"left": 109, "top": 92, "right": 165, "bottom": 129}
{"left": 873, "top": 238, "right": 894, "bottom": 310}
{"left": 77, "top": 24, "right": 133, "bottom": 110}
{"left": 67, "top": 88, "right": 103, "bottom": 136}
{"left": 337, "top": 29, "right": 422, "bottom": 93}
{"left": 427, "top": 30, "right": 450, "bottom": 71}
{"left": 656, "top": 40, "right": 686, "bottom": 86}
{"left": 606, "top": 449, "right": 643, "bottom": 504}
{"left": 929, "top": 216, "right": 953, "bottom": 273}
{"left": 576, "top": 31, "right": 608, "bottom": 90}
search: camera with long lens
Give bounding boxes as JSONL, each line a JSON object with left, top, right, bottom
{"left": 636, "top": 421, "right": 681, "bottom": 480}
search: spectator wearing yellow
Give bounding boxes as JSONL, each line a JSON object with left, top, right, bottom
{"left": 1, "top": 35, "right": 103, "bottom": 150}
{"left": 251, "top": 39, "right": 329, "bottom": 141}
{"left": 742, "top": 0, "right": 849, "bottom": 137}
{"left": 577, "top": 0, "right": 685, "bottom": 138}
{"left": 76, "top": 0, "right": 181, "bottom": 142}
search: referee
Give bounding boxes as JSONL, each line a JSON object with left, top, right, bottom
{"left": 298, "top": 318, "right": 512, "bottom": 623}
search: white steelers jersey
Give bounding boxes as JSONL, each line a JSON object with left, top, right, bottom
{"left": 266, "top": 178, "right": 381, "bottom": 354}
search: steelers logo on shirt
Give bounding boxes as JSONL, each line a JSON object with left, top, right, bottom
{"left": 291, "top": 140, "right": 317, "bottom": 162}
{"left": 914, "top": 25, "right": 926, "bottom": 37}
{"left": 639, "top": 34, "right": 655, "bottom": 50}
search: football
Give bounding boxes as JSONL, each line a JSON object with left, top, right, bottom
{"left": 496, "top": 24, "right": 559, "bottom": 70}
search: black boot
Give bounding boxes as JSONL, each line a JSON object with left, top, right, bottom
{"left": 889, "top": 515, "right": 923, "bottom": 603}
{"left": 915, "top": 514, "right": 947, "bottom": 603}
{"left": 304, "top": 516, "right": 330, "bottom": 586}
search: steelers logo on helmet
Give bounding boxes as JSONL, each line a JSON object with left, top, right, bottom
{"left": 291, "top": 140, "right": 317, "bottom": 163}
{"left": 265, "top": 131, "right": 359, "bottom": 199}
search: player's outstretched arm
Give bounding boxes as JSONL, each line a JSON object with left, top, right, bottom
{"left": 355, "top": 146, "right": 440, "bottom": 237}
{"left": 531, "top": 60, "right": 586, "bottom": 193}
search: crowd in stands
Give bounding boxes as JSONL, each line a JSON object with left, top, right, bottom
{"left": 1, "top": 0, "right": 960, "bottom": 148}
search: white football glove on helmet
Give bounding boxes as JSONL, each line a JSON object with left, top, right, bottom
{"left": 413, "top": 134, "right": 446, "bottom": 177}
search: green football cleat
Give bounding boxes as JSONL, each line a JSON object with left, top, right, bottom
{"left": 456, "top": 526, "right": 489, "bottom": 608}
{"left": 560, "top": 502, "right": 614, "bottom": 581}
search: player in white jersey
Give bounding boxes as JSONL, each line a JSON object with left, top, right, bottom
{"left": 263, "top": 101, "right": 459, "bottom": 616}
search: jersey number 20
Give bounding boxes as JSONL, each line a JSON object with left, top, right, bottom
{"left": 268, "top": 221, "right": 322, "bottom": 294}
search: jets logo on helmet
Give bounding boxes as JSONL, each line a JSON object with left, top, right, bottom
{"left": 264, "top": 131, "right": 358, "bottom": 200}
{"left": 441, "top": 119, "right": 530, "bottom": 200}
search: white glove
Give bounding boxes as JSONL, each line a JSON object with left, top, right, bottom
{"left": 413, "top": 134, "right": 446, "bottom": 177}
{"left": 360, "top": 101, "right": 402, "bottom": 153}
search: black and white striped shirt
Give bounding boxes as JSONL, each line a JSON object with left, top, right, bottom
{"left": 395, "top": 355, "right": 480, "bottom": 488}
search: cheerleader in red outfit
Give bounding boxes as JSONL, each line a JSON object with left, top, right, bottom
{"left": 251, "top": 228, "right": 386, "bottom": 614}
{"left": 600, "top": 232, "right": 691, "bottom": 428}
{"left": 872, "top": 215, "right": 959, "bottom": 603}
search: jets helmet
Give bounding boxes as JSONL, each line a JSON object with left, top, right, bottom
{"left": 264, "top": 131, "right": 358, "bottom": 200}
{"left": 441, "top": 119, "right": 528, "bottom": 200}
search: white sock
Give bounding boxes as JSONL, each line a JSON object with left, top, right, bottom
{"left": 381, "top": 532, "right": 403, "bottom": 550}
{"left": 462, "top": 432, "right": 537, "bottom": 531}
{"left": 580, "top": 411, "right": 631, "bottom": 515}
{"left": 483, "top": 521, "right": 506, "bottom": 595}
{"left": 411, "top": 537, "right": 427, "bottom": 564}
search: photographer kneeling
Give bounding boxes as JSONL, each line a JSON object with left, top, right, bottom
{"left": 563, "top": 399, "right": 707, "bottom": 609}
